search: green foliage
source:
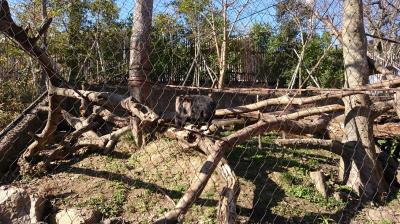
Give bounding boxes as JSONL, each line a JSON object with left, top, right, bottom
{"left": 303, "top": 32, "right": 344, "bottom": 88}
{"left": 17, "top": 0, "right": 128, "bottom": 84}
{"left": 0, "top": 73, "right": 39, "bottom": 128}
{"left": 250, "top": 23, "right": 272, "bottom": 51}
{"left": 174, "top": 0, "right": 210, "bottom": 22}
{"left": 246, "top": 22, "right": 344, "bottom": 87}
{"left": 5, "top": 0, "right": 345, "bottom": 88}
{"left": 122, "top": 131, "right": 136, "bottom": 145}
{"left": 377, "top": 138, "right": 400, "bottom": 158}
{"left": 149, "top": 13, "right": 191, "bottom": 82}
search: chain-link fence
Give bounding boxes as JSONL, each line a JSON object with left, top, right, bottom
{"left": 0, "top": 0, "right": 399, "bottom": 223}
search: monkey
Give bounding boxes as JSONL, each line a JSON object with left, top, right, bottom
{"left": 174, "top": 95, "right": 216, "bottom": 129}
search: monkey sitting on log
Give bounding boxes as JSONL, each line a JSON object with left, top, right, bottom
{"left": 175, "top": 95, "right": 216, "bottom": 129}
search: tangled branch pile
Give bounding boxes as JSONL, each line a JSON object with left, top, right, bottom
{"left": 1, "top": 0, "right": 400, "bottom": 223}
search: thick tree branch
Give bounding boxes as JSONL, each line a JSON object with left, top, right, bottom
{"left": 274, "top": 138, "right": 349, "bottom": 156}
{"left": 216, "top": 78, "right": 400, "bottom": 116}
{"left": 93, "top": 106, "right": 129, "bottom": 128}
{"left": 53, "top": 87, "right": 160, "bottom": 123}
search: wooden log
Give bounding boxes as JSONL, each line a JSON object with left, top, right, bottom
{"left": 163, "top": 127, "right": 240, "bottom": 223}
{"left": 394, "top": 92, "right": 400, "bottom": 119}
{"left": 215, "top": 78, "right": 400, "bottom": 117}
{"left": 0, "top": 109, "right": 46, "bottom": 178}
{"left": 274, "top": 138, "right": 348, "bottom": 156}
{"left": 217, "top": 161, "right": 240, "bottom": 224}
{"left": 53, "top": 87, "right": 159, "bottom": 124}
{"left": 93, "top": 106, "right": 129, "bottom": 128}
{"left": 53, "top": 87, "right": 126, "bottom": 115}
{"left": 374, "top": 123, "right": 400, "bottom": 139}
{"left": 121, "top": 97, "right": 159, "bottom": 123}
{"left": 310, "top": 171, "right": 328, "bottom": 198}
{"left": 44, "top": 110, "right": 131, "bottom": 160}
{"left": 22, "top": 85, "right": 63, "bottom": 160}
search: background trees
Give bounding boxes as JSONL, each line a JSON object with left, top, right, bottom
{"left": 0, "top": 0, "right": 348, "bottom": 90}
{"left": 1, "top": 0, "right": 398, "bottom": 130}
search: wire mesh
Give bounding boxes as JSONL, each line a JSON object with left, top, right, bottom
{"left": 0, "top": 0, "right": 399, "bottom": 223}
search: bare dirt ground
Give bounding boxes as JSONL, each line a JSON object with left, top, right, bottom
{"left": 14, "top": 132, "right": 400, "bottom": 224}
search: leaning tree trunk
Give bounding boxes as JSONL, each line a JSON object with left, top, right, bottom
{"left": 341, "top": 0, "right": 388, "bottom": 200}
{"left": 128, "top": 0, "right": 153, "bottom": 147}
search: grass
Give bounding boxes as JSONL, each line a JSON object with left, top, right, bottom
{"left": 130, "top": 189, "right": 156, "bottom": 213}
{"left": 78, "top": 181, "right": 128, "bottom": 217}
{"left": 279, "top": 167, "right": 344, "bottom": 209}
{"left": 286, "top": 185, "right": 343, "bottom": 208}
{"left": 225, "top": 133, "right": 347, "bottom": 221}
{"left": 104, "top": 156, "right": 129, "bottom": 173}
{"left": 170, "top": 183, "right": 188, "bottom": 199}
{"left": 122, "top": 132, "right": 136, "bottom": 145}
{"left": 319, "top": 215, "right": 336, "bottom": 224}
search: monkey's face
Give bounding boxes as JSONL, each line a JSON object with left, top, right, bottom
{"left": 181, "top": 97, "right": 192, "bottom": 117}
{"left": 176, "top": 96, "right": 192, "bottom": 117}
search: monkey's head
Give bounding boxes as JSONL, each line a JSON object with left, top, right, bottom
{"left": 176, "top": 95, "right": 192, "bottom": 116}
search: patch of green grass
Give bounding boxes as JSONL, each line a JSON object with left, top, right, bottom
{"left": 287, "top": 185, "right": 343, "bottom": 208}
{"left": 129, "top": 189, "right": 158, "bottom": 213}
{"left": 156, "top": 207, "right": 169, "bottom": 215}
{"left": 220, "top": 130, "right": 234, "bottom": 137}
{"left": 379, "top": 220, "right": 394, "bottom": 224}
{"left": 335, "top": 185, "right": 353, "bottom": 192}
{"left": 127, "top": 154, "right": 140, "bottom": 167}
{"left": 78, "top": 181, "right": 128, "bottom": 217}
{"left": 280, "top": 168, "right": 343, "bottom": 209}
{"left": 170, "top": 183, "right": 188, "bottom": 200}
{"left": 59, "top": 196, "right": 73, "bottom": 206}
{"left": 19, "top": 173, "right": 33, "bottom": 182}
{"left": 202, "top": 207, "right": 217, "bottom": 224}
{"left": 281, "top": 171, "right": 303, "bottom": 185}
{"left": 260, "top": 132, "right": 279, "bottom": 145}
{"left": 280, "top": 167, "right": 308, "bottom": 183}
{"left": 104, "top": 157, "right": 128, "bottom": 173}
{"left": 122, "top": 132, "right": 136, "bottom": 145}
{"left": 205, "top": 188, "right": 216, "bottom": 199}
{"left": 318, "top": 215, "right": 336, "bottom": 224}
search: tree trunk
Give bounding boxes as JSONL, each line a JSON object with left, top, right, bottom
{"left": 341, "top": 0, "right": 388, "bottom": 200}
{"left": 37, "top": 0, "right": 48, "bottom": 91}
{"left": 128, "top": 0, "right": 153, "bottom": 147}
{"left": 66, "top": 0, "right": 83, "bottom": 84}
{"left": 217, "top": 0, "right": 228, "bottom": 89}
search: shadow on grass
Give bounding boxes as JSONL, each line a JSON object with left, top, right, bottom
{"left": 225, "top": 136, "right": 370, "bottom": 223}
